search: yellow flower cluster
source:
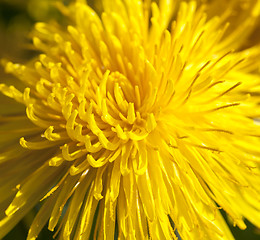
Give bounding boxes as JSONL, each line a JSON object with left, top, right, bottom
{"left": 0, "top": 0, "right": 260, "bottom": 239}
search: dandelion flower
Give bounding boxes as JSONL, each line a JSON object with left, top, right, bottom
{"left": 1, "top": 0, "right": 260, "bottom": 239}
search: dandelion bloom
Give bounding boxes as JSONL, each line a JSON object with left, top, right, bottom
{"left": 1, "top": 0, "right": 260, "bottom": 239}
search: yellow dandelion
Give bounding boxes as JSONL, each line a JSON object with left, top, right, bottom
{"left": 1, "top": 0, "right": 260, "bottom": 239}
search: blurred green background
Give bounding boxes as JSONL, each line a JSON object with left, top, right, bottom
{"left": 0, "top": 0, "right": 259, "bottom": 239}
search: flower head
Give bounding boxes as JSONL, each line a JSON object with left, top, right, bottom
{"left": 1, "top": 0, "right": 260, "bottom": 239}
